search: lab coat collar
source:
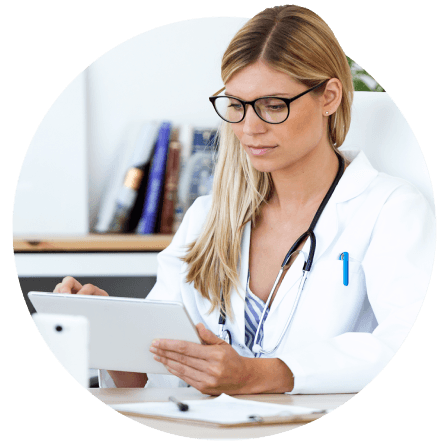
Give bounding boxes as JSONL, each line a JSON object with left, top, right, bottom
{"left": 307, "top": 150, "right": 379, "bottom": 266}
{"left": 333, "top": 150, "right": 379, "bottom": 204}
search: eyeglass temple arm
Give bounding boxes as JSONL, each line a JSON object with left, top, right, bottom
{"left": 287, "top": 80, "right": 329, "bottom": 104}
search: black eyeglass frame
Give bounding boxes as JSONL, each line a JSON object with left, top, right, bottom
{"left": 209, "top": 79, "right": 329, "bottom": 125}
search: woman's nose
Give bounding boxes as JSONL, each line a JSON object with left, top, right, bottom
{"left": 242, "top": 105, "right": 267, "bottom": 135}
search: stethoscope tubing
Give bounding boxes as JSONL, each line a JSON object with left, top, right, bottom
{"left": 252, "top": 269, "right": 309, "bottom": 355}
{"left": 218, "top": 153, "right": 345, "bottom": 353}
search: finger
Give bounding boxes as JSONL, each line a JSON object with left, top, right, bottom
{"left": 151, "top": 339, "right": 210, "bottom": 360}
{"left": 151, "top": 347, "right": 209, "bottom": 373}
{"left": 196, "top": 323, "right": 226, "bottom": 345}
{"left": 162, "top": 359, "right": 215, "bottom": 389}
{"left": 77, "top": 284, "right": 109, "bottom": 296}
{"left": 56, "top": 276, "right": 83, "bottom": 294}
{"left": 165, "top": 365, "right": 222, "bottom": 396}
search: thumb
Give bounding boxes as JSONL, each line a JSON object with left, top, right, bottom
{"left": 196, "top": 323, "right": 226, "bottom": 345}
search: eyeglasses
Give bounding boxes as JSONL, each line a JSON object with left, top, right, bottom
{"left": 209, "top": 80, "right": 328, "bottom": 125}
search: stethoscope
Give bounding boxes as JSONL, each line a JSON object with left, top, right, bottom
{"left": 218, "top": 152, "right": 345, "bottom": 355}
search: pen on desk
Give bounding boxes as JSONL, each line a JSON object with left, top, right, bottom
{"left": 169, "top": 396, "right": 189, "bottom": 412}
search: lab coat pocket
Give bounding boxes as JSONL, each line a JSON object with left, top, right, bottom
{"left": 311, "top": 257, "right": 363, "bottom": 287}
{"left": 300, "top": 258, "right": 366, "bottom": 336}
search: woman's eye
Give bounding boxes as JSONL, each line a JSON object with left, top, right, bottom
{"left": 266, "top": 104, "right": 285, "bottom": 111}
{"left": 258, "top": 99, "right": 286, "bottom": 112}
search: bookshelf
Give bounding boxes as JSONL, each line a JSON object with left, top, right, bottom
{"left": 14, "top": 235, "right": 172, "bottom": 314}
{"left": 13, "top": 234, "right": 173, "bottom": 253}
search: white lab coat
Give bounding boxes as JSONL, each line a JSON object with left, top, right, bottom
{"left": 100, "top": 150, "right": 435, "bottom": 394}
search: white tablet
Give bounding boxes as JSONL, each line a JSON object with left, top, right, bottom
{"left": 28, "top": 291, "right": 201, "bottom": 375}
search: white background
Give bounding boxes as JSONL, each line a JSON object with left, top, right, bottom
{"left": 13, "top": 16, "right": 251, "bottom": 236}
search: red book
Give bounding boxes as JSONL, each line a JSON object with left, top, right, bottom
{"left": 159, "top": 135, "right": 182, "bottom": 234}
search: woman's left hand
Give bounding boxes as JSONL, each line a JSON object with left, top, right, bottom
{"left": 149, "top": 323, "right": 253, "bottom": 395}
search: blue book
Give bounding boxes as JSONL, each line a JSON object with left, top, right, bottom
{"left": 191, "top": 128, "right": 218, "bottom": 154}
{"left": 136, "top": 121, "right": 172, "bottom": 234}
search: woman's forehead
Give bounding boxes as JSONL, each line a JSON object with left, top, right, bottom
{"left": 225, "top": 61, "right": 303, "bottom": 98}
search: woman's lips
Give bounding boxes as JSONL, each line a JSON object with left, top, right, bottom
{"left": 247, "top": 145, "right": 277, "bottom": 156}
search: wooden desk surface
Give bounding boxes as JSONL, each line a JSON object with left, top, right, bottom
{"left": 89, "top": 387, "right": 355, "bottom": 439}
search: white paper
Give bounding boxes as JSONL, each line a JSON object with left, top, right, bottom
{"left": 111, "top": 393, "right": 322, "bottom": 425}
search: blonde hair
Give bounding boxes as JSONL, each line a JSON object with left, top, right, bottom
{"left": 182, "top": 5, "right": 354, "bottom": 319}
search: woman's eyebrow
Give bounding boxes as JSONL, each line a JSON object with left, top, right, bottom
{"left": 224, "top": 91, "right": 293, "bottom": 98}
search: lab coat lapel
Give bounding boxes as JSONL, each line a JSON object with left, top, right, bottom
{"left": 310, "top": 199, "right": 340, "bottom": 264}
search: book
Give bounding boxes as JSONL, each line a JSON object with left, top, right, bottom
{"left": 111, "top": 393, "right": 328, "bottom": 427}
{"left": 136, "top": 121, "right": 172, "bottom": 234}
{"left": 125, "top": 154, "right": 153, "bottom": 233}
{"left": 172, "top": 124, "right": 194, "bottom": 233}
{"left": 176, "top": 127, "right": 218, "bottom": 216}
{"left": 108, "top": 121, "right": 160, "bottom": 232}
{"left": 191, "top": 127, "right": 218, "bottom": 154}
{"left": 94, "top": 121, "right": 160, "bottom": 233}
{"left": 159, "top": 128, "right": 182, "bottom": 234}
{"left": 94, "top": 123, "right": 141, "bottom": 233}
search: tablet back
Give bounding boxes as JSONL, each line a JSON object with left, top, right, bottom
{"left": 28, "top": 292, "right": 201, "bottom": 374}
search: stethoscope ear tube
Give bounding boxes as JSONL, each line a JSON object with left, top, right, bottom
{"left": 282, "top": 230, "right": 316, "bottom": 272}
{"left": 303, "top": 231, "right": 316, "bottom": 272}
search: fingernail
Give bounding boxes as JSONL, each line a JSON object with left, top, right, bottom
{"left": 151, "top": 340, "right": 159, "bottom": 347}
{"left": 149, "top": 347, "right": 156, "bottom": 353}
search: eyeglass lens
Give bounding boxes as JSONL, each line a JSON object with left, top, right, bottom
{"left": 214, "top": 97, "right": 289, "bottom": 124}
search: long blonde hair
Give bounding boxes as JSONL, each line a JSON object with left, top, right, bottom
{"left": 182, "top": 5, "right": 354, "bottom": 319}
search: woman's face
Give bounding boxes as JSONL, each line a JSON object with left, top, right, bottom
{"left": 224, "top": 61, "right": 334, "bottom": 175}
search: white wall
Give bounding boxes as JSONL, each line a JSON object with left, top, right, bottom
{"left": 12, "top": 16, "right": 434, "bottom": 235}
{"left": 13, "top": 17, "right": 248, "bottom": 235}
{"left": 13, "top": 71, "right": 88, "bottom": 236}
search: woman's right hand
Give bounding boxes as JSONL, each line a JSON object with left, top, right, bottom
{"left": 53, "top": 276, "right": 109, "bottom": 297}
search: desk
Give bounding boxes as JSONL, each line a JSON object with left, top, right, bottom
{"left": 89, "top": 387, "right": 355, "bottom": 439}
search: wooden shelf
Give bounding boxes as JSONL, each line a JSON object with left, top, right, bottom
{"left": 13, "top": 234, "right": 174, "bottom": 252}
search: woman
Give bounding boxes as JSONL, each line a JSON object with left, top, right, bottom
{"left": 54, "top": 5, "right": 435, "bottom": 394}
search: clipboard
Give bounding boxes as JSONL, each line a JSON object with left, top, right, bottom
{"left": 111, "top": 394, "right": 329, "bottom": 428}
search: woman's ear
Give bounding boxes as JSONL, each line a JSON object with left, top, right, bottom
{"left": 322, "top": 78, "right": 342, "bottom": 116}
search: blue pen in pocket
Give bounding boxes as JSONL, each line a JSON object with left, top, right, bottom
{"left": 339, "top": 252, "right": 349, "bottom": 286}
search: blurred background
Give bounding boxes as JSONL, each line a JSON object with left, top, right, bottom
{"left": 13, "top": 17, "right": 385, "bottom": 314}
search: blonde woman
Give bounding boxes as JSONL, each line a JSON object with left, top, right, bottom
{"left": 55, "top": 5, "right": 434, "bottom": 394}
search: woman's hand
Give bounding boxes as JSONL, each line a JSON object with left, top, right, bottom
{"left": 53, "top": 276, "right": 109, "bottom": 296}
{"left": 149, "top": 323, "right": 256, "bottom": 395}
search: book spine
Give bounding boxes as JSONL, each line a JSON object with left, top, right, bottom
{"left": 95, "top": 121, "right": 159, "bottom": 233}
{"left": 172, "top": 125, "right": 194, "bottom": 233}
{"left": 136, "top": 122, "right": 172, "bottom": 234}
{"left": 159, "top": 139, "right": 181, "bottom": 234}
{"left": 174, "top": 128, "right": 217, "bottom": 223}
{"left": 191, "top": 128, "right": 218, "bottom": 154}
{"left": 108, "top": 167, "right": 144, "bottom": 232}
